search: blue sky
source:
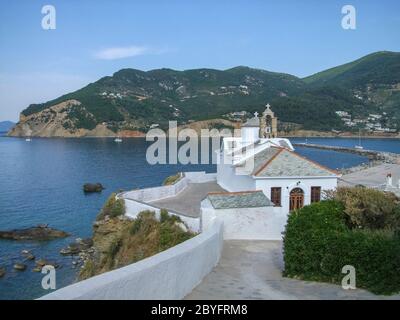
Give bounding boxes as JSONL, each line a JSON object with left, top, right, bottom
{"left": 0, "top": 0, "right": 399, "bottom": 121}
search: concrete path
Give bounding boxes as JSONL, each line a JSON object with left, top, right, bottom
{"left": 151, "top": 182, "right": 226, "bottom": 217}
{"left": 339, "top": 163, "right": 400, "bottom": 188}
{"left": 185, "top": 240, "right": 400, "bottom": 300}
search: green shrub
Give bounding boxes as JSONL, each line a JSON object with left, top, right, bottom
{"left": 163, "top": 173, "right": 182, "bottom": 186}
{"left": 160, "top": 209, "right": 169, "bottom": 223}
{"left": 108, "top": 238, "right": 122, "bottom": 260}
{"left": 129, "top": 211, "right": 156, "bottom": 235}
{"left": 283, "top": 200, "right": 400, "bottom": 295}
{"left": 129, "top": 219, "right": 142, "bottom": 235}
{"left": 96, "top": 193, "right": 126, "bottom": 220}
{"left": 80, "top": 260, "right": 95, "bottom": 280}
{"left": 328, "top": 187, "right": 400, "bottom": 230}
{"left": 159, "top": 220, "right": 192, "bottom": 251}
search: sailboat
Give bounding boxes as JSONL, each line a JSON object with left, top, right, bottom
{"left": 25, "top": 135, "right": 32, "bottom": 142}
{"left": 114, "top": 136, "right": 122, "bottom": 143}
{"left": 354, "top": 129, "right": 363, "bottom": 150}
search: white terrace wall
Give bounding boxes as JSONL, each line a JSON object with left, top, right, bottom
{"left": 120, "top": 171, "right": 217, "bottom": 232}
{"left": 122, "top": 171, "right": 216, "bottom": 203}
{"left": 201, "top": 199, "right": 285, "bottom": 240}
{"left": 40, "top": 219, "right": 224, "bottom": 300}
{"left": 124, "top": 198, "right": 200, "bottom": 232}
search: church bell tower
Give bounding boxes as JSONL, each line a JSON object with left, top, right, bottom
{"left": 259, "top": 104, "right": 278, "bottom": 138}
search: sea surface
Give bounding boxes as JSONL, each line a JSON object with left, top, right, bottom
{"left": 0, "top": 134, "right": 398, "bottom": 300}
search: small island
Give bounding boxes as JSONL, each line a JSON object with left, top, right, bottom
{"left": 0, "top": 225, "right": 69, "bottom": 241}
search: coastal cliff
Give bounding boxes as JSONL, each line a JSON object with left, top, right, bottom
{"left": 79, "top": 194, "right": 194, "bottom": 280}
{"left": 8, "top": 100, "right": 122, "bottom": 138}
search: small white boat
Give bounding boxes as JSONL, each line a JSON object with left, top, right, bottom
{"left": 25, "top": 138, "right": 32, "bottom": 142}
{"left": 114, "top": 137, "right": 122, "bottom": 143}
{"left": 354, "top": 129, "right": 363, "bottom": 149}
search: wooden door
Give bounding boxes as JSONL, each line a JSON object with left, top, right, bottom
{"left": 290, "top": 188, "right": 304, "bottom": 211}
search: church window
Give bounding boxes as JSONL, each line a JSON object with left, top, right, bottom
{"left": 311, "top": 186, "right": 321, "bottom": 203}
{"left": 271, "top": 187, "right": 281, "bottom": 206}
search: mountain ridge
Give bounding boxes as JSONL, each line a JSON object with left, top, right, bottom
{"left": 8, "top": 51, "right": 400, "bottom": 137}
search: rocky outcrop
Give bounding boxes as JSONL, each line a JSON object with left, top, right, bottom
{"left": 13, "top": 263, "right": 27, "bottom": 271}
{"left": 7, "top": 100, "right": 117, "bottom": 138}
{"left": 83, "top": 183, "right": 104, "bottom": 193}
{"left": 79, "top": 210, "right": 195, "bottom": 280}
{"left": 60, "top": 238, "right": 93, "bottom": 255}
{"left": 0, "top": 225, "right": 69, "bottom": 241}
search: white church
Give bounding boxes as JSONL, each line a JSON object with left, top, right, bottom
{"left": 201, "top": 104, "right": 340, "bottom": 239}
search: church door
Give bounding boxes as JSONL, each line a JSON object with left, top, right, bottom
{"left": 289, "top": 188, "right": 304, "bottom": 211}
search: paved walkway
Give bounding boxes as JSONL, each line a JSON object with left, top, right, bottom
{"left": 339, "top": 163, "right": 400, "bottom": 188}
{"left": 185, "top": 240, "right": 400, "bottom": 300}
{"left": 150, "top": 182, "right": 226, "bottom": 217}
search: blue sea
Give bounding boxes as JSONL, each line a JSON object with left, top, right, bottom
{"left": 0, "top": 134, "right": 398, "bottom": 300}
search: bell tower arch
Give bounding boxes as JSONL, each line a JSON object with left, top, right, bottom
{"left": 259, "top": 103, "right": 278, "bottom": 138}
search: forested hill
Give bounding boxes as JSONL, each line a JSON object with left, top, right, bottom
{"left": 9, "top": 51, "right": 400, "bottom": 137}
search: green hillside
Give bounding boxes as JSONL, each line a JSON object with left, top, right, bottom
{"left": 303, "top": 51, "right": 400, "bottom": 87}
{"left": 303, "top": 51, "right": 400, "bottom": 127}
{"left": 21, "top": 67, "right": 306, "bottom": 130}
{"left": 17, "top": 51, "right": 400, "bottom": 133}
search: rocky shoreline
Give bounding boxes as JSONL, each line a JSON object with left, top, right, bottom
{"left": 0, "top": 225, "right": 69, "bottom": 241}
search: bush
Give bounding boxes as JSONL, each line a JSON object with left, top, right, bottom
{"left": 283, "top": 200, "right": 400, "bottom": 295}
{"left": 129, "top": 210, "right": 156, "bottom": 235}
{"left": 96, "top": 193, "right": 125, "bottom": 220}
{"left": 163, "top": 173, "right": 182, "bottom": 186}
{"left": 160, "top": 209, "right": 169, "bottom": 223}
{"left": 328, "top": 187, "right": 400, "bottom": 230}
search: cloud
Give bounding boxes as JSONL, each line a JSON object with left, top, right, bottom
{"left": 94, "top": 46, "right": 149, "bottom": 60}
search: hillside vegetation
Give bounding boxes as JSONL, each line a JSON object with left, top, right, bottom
{"left": 9, "top": 51, "right": 400, "bottom": 136}
{"left": 80, "top": 199, "right": 195, "bottom": 280}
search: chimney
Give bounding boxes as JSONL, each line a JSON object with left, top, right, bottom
{"left": 386, "top": 173, "right": 392, "bottom": 187}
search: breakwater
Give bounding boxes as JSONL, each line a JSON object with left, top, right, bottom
{"left": 294, "top": 143, "right": 399, "bottom": 162}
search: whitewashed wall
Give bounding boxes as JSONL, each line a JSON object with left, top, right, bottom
{"left": 120, "top": 171, "right": 217, "bottom": 232}
{"left": 124, "top": 198, "right": 200, "bottom": 232}
{"left": 241, "top": 127, "right": 259, "bottom": 143}
{"left": 255, "top": 177, "right": 338, "bottom": 214}
{"left": 201, "top": 199, "right": 284, "bottom": 240}
{"left": 39, "top": 219, "right": 224, "bottom": 300}
{"left": 122, "top": 175, "right": 188, "bottom": 203}
{"left": 217, "top": 161, "right": 255, "bottom": 192}
{"left": 184, "top": 171, "right": 217, "bottom": 183}
{"left": 122, "top": 171, "right": 216, "bottom": 203}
